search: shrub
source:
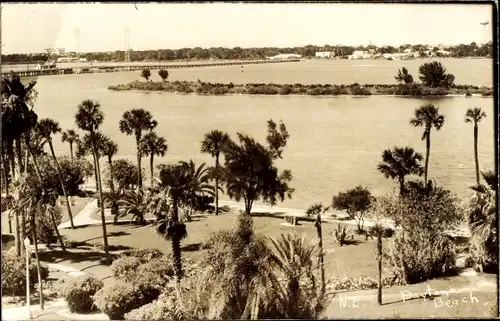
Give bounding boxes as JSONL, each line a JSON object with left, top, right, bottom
{"left": 329, "top": 276, "right": 404, "bottom": 291}
{"left": 93, "top": 281, "right": 145, "bottom": 320}
{"left": 137, "top": 257, "right": 175, "bottom": 280}
{"left": 1, "top": 249, "right": 49, "bottom": 296}
{"left": 278, "top": 85, "right": 293, "bottom": 95}
{"left": 25, "top": 205, "right": 63, "bottom": 244}
{"left": 119, "top": 248, "right": 164, "bottom": 263}
{"left": 350, "top": 84, "right": 372, "bottom": 95}
{"left": 307, "top": 87, "right": 322, "bottom": 96}
{"left": 125, "top": 299, "right": 178, "bottom": 320}
{"left": 111, "top": 256, "right": 142, "bottom": 279}
{"left": 58, "top": 275, "right": 104, "bottom": 313}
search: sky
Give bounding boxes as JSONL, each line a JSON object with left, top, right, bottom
{"left": 1, "top": 2, "right": 494, "bottom": 54}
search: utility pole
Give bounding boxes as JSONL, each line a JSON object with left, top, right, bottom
{"left": 125, "top": 27, "right": 131, "bottom": 70}
{"left": 480, "top": 21, "right": 489, "bottom": 45}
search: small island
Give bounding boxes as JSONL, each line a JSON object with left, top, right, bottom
{"left": 109, "top": 62, "right": 493, "bottom": 97}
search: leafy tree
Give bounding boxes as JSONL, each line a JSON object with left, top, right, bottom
{"left": 140, "top": 131, "right": 167, "bottom": 187}
{"left": 35, "top": 118, "right": 76, "bottom": 228}
{"left": 410, "top": 104, "right": 445, "bottom": 184}
{"left": 380, "top": 185, "right": 463, "bottom": 283}
{"left": 305, "top": 203, "right": 329, "bottom": 217}
{"left": 418, "top": 61, "right": 455, "bottom": 88}
{"left": 332, "top": 186, "right": 374, "bottom": 232}
{"left": 377, "top": 146, "right": 424, "bottom": 195}
{"left": 61, "top": 129, "right": 79, "bottom": 162}
{"left": 105, "top": 159, "right": 140, "bottom": 191}
{"left": 200, "top": 130, "right": 230, "bottom": 215}
{"left": 222, "top": 120, "right": 294, "bottom": 215}
{"left": 119, "top": 109, "right": 157, "bottom": 190}
{"left": 158, "top": 69, "right": 169, "bottom": 82}
{"left": 394, "top": 67, "right": 413, "bottom": 84}
{"left": 465, "top": 108, "right": 487, "bottom": 186}
{"left": 306, "top": 202, "right": 329, "bottom": 296}
{"left": 140, "top": 68, "right": 151, "bottom": 81}
{"left": 75, "top": 100, "right": 109, "bottom": 255}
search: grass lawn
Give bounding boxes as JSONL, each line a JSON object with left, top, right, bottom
{"left": 61, "top": 210, "right": 390, "bottom": 280}
{"left": 59, "top": 196, "right": 91, "bottom": 224}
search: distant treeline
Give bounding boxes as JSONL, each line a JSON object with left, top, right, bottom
{"left": 2, "top": 42, "right": 493, "bottom": 64}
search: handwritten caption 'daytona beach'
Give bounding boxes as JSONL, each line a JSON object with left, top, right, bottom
{"left": 401, "top": 285, "right": 480, "bottom": 309}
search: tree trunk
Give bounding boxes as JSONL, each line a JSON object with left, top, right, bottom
{"left": 473, "top": 124, "right": 480, "bottom": 186}
{"left": 150, "top": 154, "right": 154, "bottom": 188}
{"left": 171, "top": 198, "right": 182, "bottom": 282}
{"left": 315, "top": 213, "right": 326, "bottom": 296}
{"left": 2, "top": 152, "right": 13, "bottom": 233}
{"left": 377, "top": 233, "right": 382, "bottom": 305}
{"left": 399, "top": 177, "right": 405, "bottom": 196}
{"left": 92, "top": 156, "right": 99, "bottom": 193}
{"left": 215, "top": 154, "right": 219, "bottom": 215}
{"left": 136, "top": 136, "right": 142, "bottom": 190}
{"left": 16, "top": 138, "right": 26, "bottom": 257}
{"left": 49, "top": 140, "right": 75, "bottom": 229}
{"left": 424, "top": 130, "right": 431, "bottom": 185}
{"left": 69, "top": 142, "right": 74, "bottom": 164}
{"left": 31, "top": 217, "right": 44, "bottom": 310}
{"left": 92, "top": 139, "right": 109, "bottom": 256}
{"left": 26, "top": 139, "right": 66, "bottom": 252}
{"left": 107, "top": 156, "right": 115, "bottom": 194}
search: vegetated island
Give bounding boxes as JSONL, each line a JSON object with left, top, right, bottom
{"left": 108, "top": 80, "right": 493, "bottom": 97}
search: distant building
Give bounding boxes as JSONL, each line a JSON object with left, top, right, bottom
{"left": 403, "top": 48, "right": 413, "bottom": 53}
{"left": 267, "top": 53, "right": 302, "bottom": 60}
{"left": 348, "top": 50, "right": 373, "bottom": 59}
{"left": 56, "top": 57, "right": 78, "bottom": 63}
{"left": 436, "top": 50, "right": 452, "bottom": 56}
{"left": 315, "top": 51, "right": 335, "bottom": 58}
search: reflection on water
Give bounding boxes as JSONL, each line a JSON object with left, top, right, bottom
{"left": 32, "top": 67, "right": 495, "bottom": 209}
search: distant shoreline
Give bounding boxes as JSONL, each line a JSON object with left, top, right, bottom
{"left": 108, "top": 80, "right": 494, "bottom": 97}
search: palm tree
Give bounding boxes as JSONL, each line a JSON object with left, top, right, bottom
{"left": 180, "top": 160, "right": 215, "bottom": 219}
{"left": 35, "top": 118, "right": 75, "bottom": 229}
{"left": 308, "top": 203, "right": 328, "bottom": 296}
{"left": 75, "top": 100, "right": 109, "bottom": 255}
{"left": 61, "top": 129, "right": 79, "bottom": 163}
{"left": 377, "top": 146, "right": 424, "bottom": 195}
{"left": 119, "top": 109, "right": 157, "bottom": 190}
{"left": 200, "top": 130, "right": 230, "bottom": 215}
{"left": 100, "top": 136, "right": 119, "bottom": 216}
{"left": 156, "top": 164, "right": 190, "bottom": 282}
{"left": 140, "top": 131, "right": 168, "bottom": 187}
{"left": 465, "top": 107, "right": 487, "bottom": 186}
{"left": 409, "top": 104, "right": 445, "bottom": 184}
{"left": 117, "top": 189, "right": 149, "bottom": 225}
{"left": 395, "top": 67, "right": 413, "bottom": 84}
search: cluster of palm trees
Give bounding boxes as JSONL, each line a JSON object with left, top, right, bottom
{"left": 377, "top": 103, "right": 487, "bottom": 195}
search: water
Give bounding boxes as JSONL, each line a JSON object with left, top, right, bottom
{"left": 30, "top": 60, "right": 495, "bottom": 210}
{"left": 8, "top": 58, "right": 494, "bottom": 87}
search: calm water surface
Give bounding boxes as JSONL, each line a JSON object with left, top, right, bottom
{"left": 33, "top": 64, "right": 495, "bottom": 210}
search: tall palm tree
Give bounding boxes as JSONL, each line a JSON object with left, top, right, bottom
{"left": 117, "top": 189, "right": 149, "bottom": 225}
{"left": 61, "top": 129, "right": 79, "bottom": 163}
{"left": 409, "top": 104, "right": 445, "bottom": 184}
{"left": 140, "top": 131, "right": 168, "bottom": 187}
{"left": 200, "top": 130, "right": 230, "bottom": 215}
{"left": 75, "top": 100, "right": 109, "bottom": 255}
{"left": 156, "top": 164, "right": 190, "bottom": 282}
{"left": 100, "top": 136, "right": 119, "bottom": 216}
{"left": 119, "top": 109, "right": 157, "bottom": 190}
{"left": 377, "top": 146, "right": 424, "bottom": 195}
{"left": 465, "top": 107, "right": 487, "bottom": 186}
{"left": 35, "top": 118, "right": 75, "bottom": 229}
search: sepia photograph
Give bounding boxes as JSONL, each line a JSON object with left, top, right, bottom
{"left": 0, "top": 1, "right": 498, "bottom": 320}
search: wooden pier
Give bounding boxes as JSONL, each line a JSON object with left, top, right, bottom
{"left": 2, "top": 59, "right": 301, "bottom": 78}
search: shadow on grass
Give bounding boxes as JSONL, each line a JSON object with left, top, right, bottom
{"left": 181, "top": 243, "right": 202, "bottom": 252}
{"left": 250, "top": 211, "right": 287, "bottom": 218}
{"left": 39, "top": 249, "right": 118, "bottom": 266}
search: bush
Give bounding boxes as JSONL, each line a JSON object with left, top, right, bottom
{"left": 137, "top": 257, "right": 175, "bottom": 280}
{"left": 278, "top": 85, "right": 293, "bottom": 95}
{"left": 307, "top": 87, "right": 322, "bottom": 96}
{"left": 111, "top": 256, "right": 142, "bottom": 279}
{"left": 125, "top": 299, "right": 178, "bottom": 320}
{"left": 368, "top": 225, "right": 394, "bottom": 238}
{"left": 119, "top": 248, "right": 164, "bottom": 263}
{"left": 330, "top": 275, "right": 405, "bottom": 291}
{"left": 1, "top": 249, "right": 49, "bottom": 296}
{"left": 350, "top": 84, "right": 372, "bottom": 95}
{"left": 332, "top": 224, "right": 354, "bottom": 246}
{"left": 58, "top": 275, "right": 103, "bottom": 313}
{"left": 93, "top": 281, "right": 145, "bottom": 320}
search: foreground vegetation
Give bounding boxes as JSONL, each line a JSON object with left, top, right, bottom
{"left": 1, "top": 69, "right": 497, "bottom": 319}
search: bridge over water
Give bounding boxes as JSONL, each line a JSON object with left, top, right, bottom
{"left": 2, "top": 59, "right": 301, "bottom": 78}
